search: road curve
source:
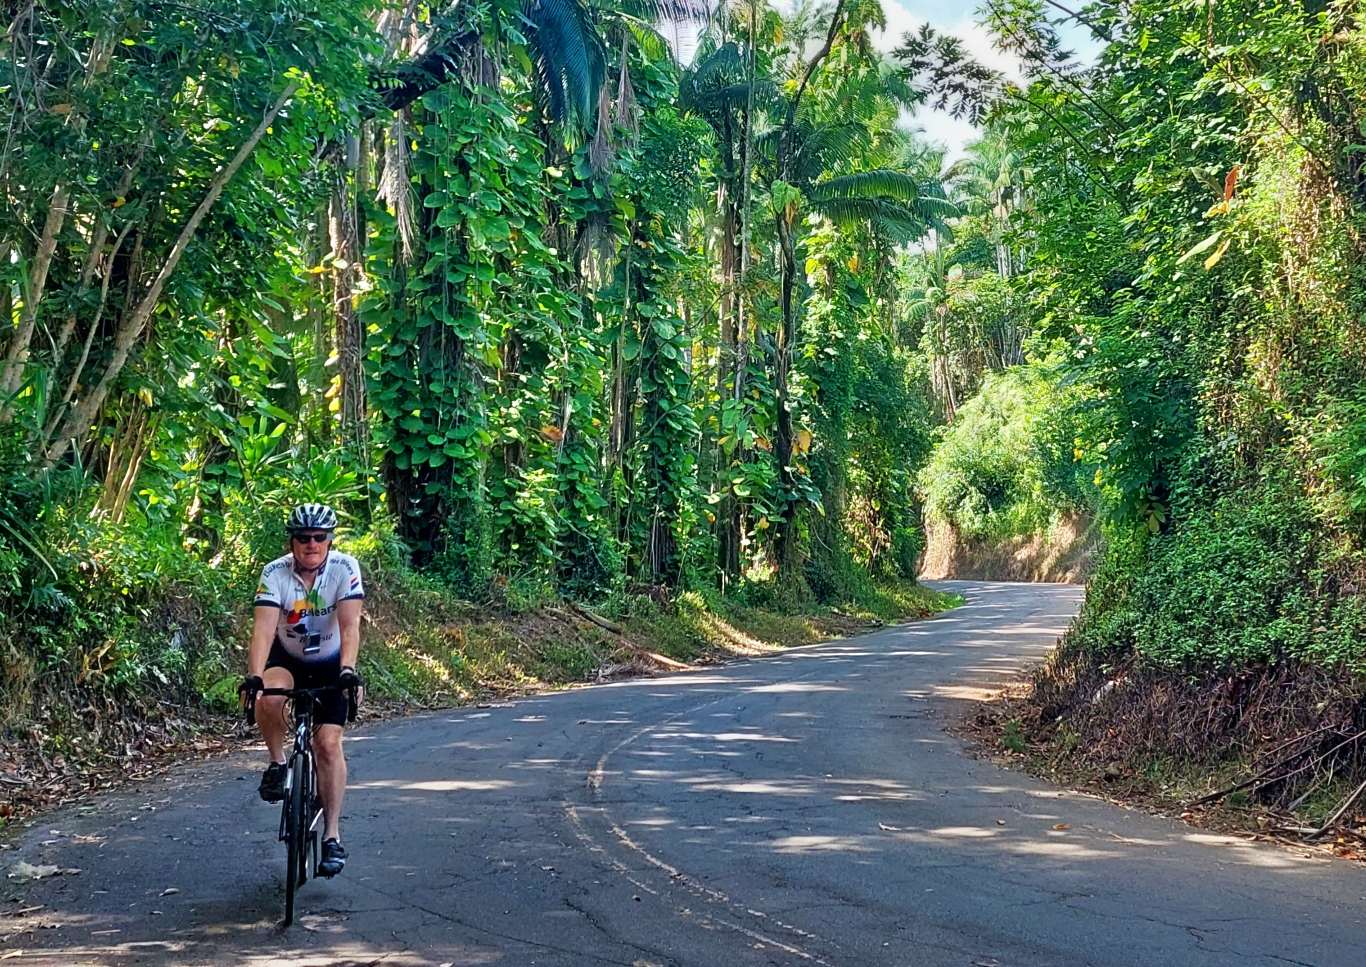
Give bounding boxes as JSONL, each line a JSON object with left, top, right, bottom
{"left": 4, "top": 581, "right": 1365, "bottom": 966}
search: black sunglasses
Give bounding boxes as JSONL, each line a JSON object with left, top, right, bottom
{"left": 291, "top": 532, "right": 332, "bottom": 544}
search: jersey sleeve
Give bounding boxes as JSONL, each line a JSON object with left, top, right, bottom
{"left": 338, "top": 555, "right": 365, "bottom": 602}
{"left": 254, "top": 562, "right": 283, "bottom": 608}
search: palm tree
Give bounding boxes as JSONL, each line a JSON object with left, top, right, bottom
{"left": 949, "top": 129, "right": 1026, "bottom": 277}
{"left": 763, "top": 0, "right": 956, "bottom": 566}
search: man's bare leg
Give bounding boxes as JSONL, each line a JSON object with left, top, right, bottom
{"left": 313, "top": 724, "right": 346, "bottom": 841}
{"left": 258, "top": 666, "right": 294, "bottom": 764}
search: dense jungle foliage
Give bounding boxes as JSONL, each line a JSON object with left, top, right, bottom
{"left": 0, "top": 0, "right": 969, "bottom": 736}
{"left": 2, "top": 0, "right": 1365, "bottom": 790}
{"left": 967, "top": 0, "right": 1366, "bottom": 676}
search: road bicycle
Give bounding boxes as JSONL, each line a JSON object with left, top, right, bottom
{"left": 243, "top": 683, "right": 357, "bottom": 926}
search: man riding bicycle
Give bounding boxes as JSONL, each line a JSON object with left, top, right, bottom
{"left": 240, "top": 503, "right": 364, "bottom": 878}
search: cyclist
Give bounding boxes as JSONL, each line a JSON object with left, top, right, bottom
{"left": 240, "top": 503, "right": 364, "bottom": 878}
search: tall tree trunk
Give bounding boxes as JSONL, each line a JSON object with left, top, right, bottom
{"left": 770, "top": 0, "right": 847, "bottom": 574}
{"left": 0, "top": 33, "right": 116, "bottom": 420}
{"left": 0, "top": 183, "right": 69, "bottom": 415}
{"left": 328, "top": 143, "right": 366, "bottom": 433}
{"left": 39, "top": 221, "right": 133, "bottom": 450}
{"left": 773, "top": 212, "right": 800, "bottom": 571}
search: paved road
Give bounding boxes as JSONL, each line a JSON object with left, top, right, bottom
{"left": 3, "top": 581, "right": 1365, "bottom": 966}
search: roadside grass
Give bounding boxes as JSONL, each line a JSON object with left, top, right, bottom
{"left": 624, "top": 580, "right": 962, "bottom": 662}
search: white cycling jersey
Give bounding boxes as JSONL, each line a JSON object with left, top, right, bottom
{"left": 253, "top": 551, "right": 365, "bottom": 664}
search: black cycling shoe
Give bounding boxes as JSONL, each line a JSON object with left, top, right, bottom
{"left": 317, "top": 838, "right": 347, "bottom": 878}
{"left": 258, "top": 762, "right": 286, "bottom": 803}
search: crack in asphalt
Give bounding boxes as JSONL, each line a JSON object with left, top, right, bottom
{"left": 350, "top": 878, "right": 639, "bottom": 966}
{"left": 561, "top": 893, "right": 679, "bottom": 965}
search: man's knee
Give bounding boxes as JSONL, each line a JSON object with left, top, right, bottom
{"left": 259, "top": 694, "right": 287, "bottom": 721}
{"left": 314, "top": 727, "right": 344, "bottom": 766}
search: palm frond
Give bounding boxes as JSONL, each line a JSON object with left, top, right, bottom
{"left": 618, "top": 14, "right": 676, "bottom": 66}
{"left": 809, "top": 169, "right": 923, "bottom": 202}
{"left": 809, "top": 195, "right": 948, "bottom": 243}
{"left": 523, "top": 0, "right": 607, "bottom": 127}
{"left": 777, "top": 119, "right": 868, "bottom": 182}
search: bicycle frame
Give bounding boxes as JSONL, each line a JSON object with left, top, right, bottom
{"left": 245, "top": 684, "right": 355, "bottom": 926}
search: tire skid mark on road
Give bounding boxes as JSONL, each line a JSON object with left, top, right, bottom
{"left": 565, "top": 803, "right": 832, "bottom": 965}
{"left": 572, "top": 669, "right": 844, "bottom": 965}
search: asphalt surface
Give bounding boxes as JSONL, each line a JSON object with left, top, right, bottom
{"left": 3, "top": 580, "right": 1365, "bottom": 966}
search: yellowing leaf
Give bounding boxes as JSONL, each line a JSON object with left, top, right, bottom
{"left": 137, "top": 387, "right": 153, "bottom": 407}
{"left": 538, "top": 425, "right": 565, "bottom": 443}
{"left": 795, "top": 428, "right": 813, "bottom": 455}
{"left": 1203, "top": 237, "right": 1232, "bottom": 271}
{"left": 111, "top": 196, "right": 126, "bottom": 209}
{"left": 847, "top": 253, "right": 860, "bottom": 273}
{"left": 49, "top": 103, "right": 73, "bottom": 115}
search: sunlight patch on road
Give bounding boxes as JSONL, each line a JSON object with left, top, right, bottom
{"left": 1181, "top": 834, "right": 1312, "bottom": 869}
{"left": 930, "top": 684, "right": 1005, "bottom": 701}
{"left": 927, "top": 825, "right": 1001, "bottom": 839}
{"left": 659, "top": 731, "right": 798, "bottom": 743}
{"left": 1005, "top": 840, "right": 1119, "bottom": 860}
{"left": 352, "top": 778, "right": 518, "bottom": 792}
{"left": 745, "top": 682, "right": 849, "bottom": 694}
{"left": 769, "top": 834, "right": 876, "bottom": 853}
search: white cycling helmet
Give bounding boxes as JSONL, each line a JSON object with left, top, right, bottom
{"left": 287, "top": 502, "right": 338, "bottom": 533}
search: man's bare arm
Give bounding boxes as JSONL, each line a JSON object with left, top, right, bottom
{"left": 247, "top": 605, "right": 277, "bottom": 678}
{"left": 338, "top": 597, "right": 363, "bottom": 670}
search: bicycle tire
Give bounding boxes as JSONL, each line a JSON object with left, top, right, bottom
{"left": 284, "top": 753, "right": 306, "bottom": 925}
{"left": 297, "top": 754, "right": 314, "bottom": 887}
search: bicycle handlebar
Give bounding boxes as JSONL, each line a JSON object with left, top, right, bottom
{"left": 242, "top": 683, "right": 359, "bottom": 726}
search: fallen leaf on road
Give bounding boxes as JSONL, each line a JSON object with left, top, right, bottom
{"left": 878, "top": 823, "right": 902, "bottom": 831}
{"left": 1052, "top": 823, "right": 1071, "bottom": 831}
{"left": 996, "top": 819, "right": 1006, "bottom": 826}
{"left": 1, "top": 949, "right": 23, "bottom": 960}
{"left": 159, "top": 888, "right": 179, "bottom": 897}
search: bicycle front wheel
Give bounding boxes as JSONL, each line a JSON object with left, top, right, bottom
{"left": 283, "top": 754, "right": 308, "bottom": 926}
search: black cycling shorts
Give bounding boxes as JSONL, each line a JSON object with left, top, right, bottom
{"left": 265, "top": 640, "right": 348, "bottom": 728}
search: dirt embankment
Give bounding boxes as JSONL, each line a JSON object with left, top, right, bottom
{"left": 918, "top": 513, "right": 1100, "bottom": 583}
